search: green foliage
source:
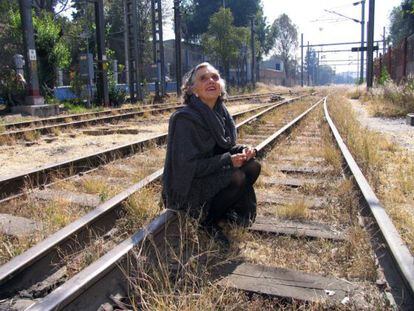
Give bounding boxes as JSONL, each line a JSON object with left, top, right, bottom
{"left": 378, "top": 68, "right": 391, "bottom": 85}
{"left": 34, "top": 13, "right": 71, "bottom": 70}
{"left": 62, "top": 101, "right": 103, "bottom": 114}
{"left": 255, "top": 9, "right": 276, "bottom": 60}
{"left": 201, "top": 8, "right": 249, "bottom": 81}
{"left": 271, "top": 14, "right": 298, "bottom": 82}
{"left": 182, "top": 0, "right": 261, "bottom": 42}
{"left": 108, "top": 82, "right": 127, "bottom": 107}
{"left": 389, "top": 0, "right": 414, "bottom": 46}
{"left": 0, "top": 6, "right": 70, "bottom": 103}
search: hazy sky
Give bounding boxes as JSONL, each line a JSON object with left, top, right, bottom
{"left": 260, "top": 0, "right": 401, "bottom": 73}
{"left": 163, "top": 0, "right": 402, "bottom": 73}
{"left": 63, "top": 0, "right": 402, "bottom": 74}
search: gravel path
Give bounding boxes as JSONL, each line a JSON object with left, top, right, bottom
{"left": 349, "top": 99, "right": 414, "bottom": 153}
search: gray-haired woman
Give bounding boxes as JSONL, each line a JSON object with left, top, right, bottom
{"left": 162, "top": 62, "right": 261, "bottom": 246}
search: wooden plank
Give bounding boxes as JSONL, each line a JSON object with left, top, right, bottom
{"left": 269, "top": 164, "right": 331, "bottom": 175}
{"left": 275, "top": 155, "right": 325, "bottom": 163}
{"left": 295, "top": 136, "right": 322, "bottom": 141}
{"left": 250, "top": 216, "right": 345, "bottom": 241}
{"left": 217, "top": 262, "right": 358, "bottom": 304}
{"left": 256, "top": 192, "right": 326, "bottom": 209}
{"left": 32, "top": 189, "right": 101, "bottom": 207}
{"left": 261, "top": 176, "right": 321, "bottom": 187}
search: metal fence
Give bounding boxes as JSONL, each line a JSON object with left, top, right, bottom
{"left": 374, "top": 33, "right": 414, "bottom": 83}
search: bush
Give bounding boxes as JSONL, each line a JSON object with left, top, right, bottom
{"left": 108, "top": 81, "right": 127, "bottom": 107}
{"left": 377, "top": 68, "right": 391, "bottom": 86}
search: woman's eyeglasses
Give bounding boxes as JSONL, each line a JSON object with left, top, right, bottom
{"left": 199, "top": 73, "right": 220, "bottom": 82}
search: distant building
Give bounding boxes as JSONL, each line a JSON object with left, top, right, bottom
{"left": 260, "top": 56, "right": 290, "bottom": 86}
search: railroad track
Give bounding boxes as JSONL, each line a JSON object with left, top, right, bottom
{"left": 0, "top": 92, "right": 288, "bottom": 141}
{"left": 0, "top": 95, "right": 306, "bottom": 202}
{"left": 3, "top": 95, "right": 412, "bottom": 310}
{"left": 0, "top": 95, "right": 319, "bottom": 310}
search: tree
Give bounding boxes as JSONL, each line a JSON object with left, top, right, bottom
{"left": 318, "top": 65, "right": 334, "bottom": 85}
{"left": 0, "top": 4, "right": 70, "bottom": 102}
{"left": 254, "top": 8, "right": 277, "bottom": 79}
{"left": 389, "top": 0, "right": 414, "bottom": 46}
{"left": 201, "top": 8, "right": 249, "bottom": 82}
{"left": 182, "top": 0, "right": 261, "bottom": 42}
{"left": 305, "top": 48, "right": 318, "bottom": 85}
{"left": 271, "top": 14, "right": 298, "bottom": 85}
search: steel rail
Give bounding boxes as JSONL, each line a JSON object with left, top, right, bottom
{"left": 3, "top": 103, "right": 176, "bottom": 130}
{"left": 23, "top": 97, "right": 323, "bottom": 311}
{"left": 0, "top": 100, "right": 290, "bottom": 201}
{"left": 0, "top": 95, "right": 310, "bottom": 297}
{"left": 0, "top": 105, "right": 182, "bottom": 139}
{"left": 324, "top": 99, "right": 414, "bottom": 309}
{"left": 2, "top": 92, "right": 281, "bottom": 130}
{"left": 1, "top": 93, "right": 279, "bottom": 140}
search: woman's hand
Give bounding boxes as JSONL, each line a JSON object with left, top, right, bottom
{"left": 243, "top": 147, "right": 257, "bottom": 161}
{"left": 231, "top": 153, "right": 247, "bottom": 167}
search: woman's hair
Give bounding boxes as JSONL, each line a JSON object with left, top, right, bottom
{"left": 181, "top": 62, "right": 227, "bottom": 103}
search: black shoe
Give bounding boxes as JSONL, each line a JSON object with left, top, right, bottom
{"left": 203, "top": 224, "right": 230, "bottom": 248}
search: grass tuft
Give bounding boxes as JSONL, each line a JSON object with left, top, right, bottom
{"left": 23, "top": 130, "right": 40, "bottom": 142}
{"left": 276, "top": 200, "right": 309, "bottom": 220}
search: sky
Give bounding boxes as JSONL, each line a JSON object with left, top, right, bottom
{"left": 162, "top": 0, "right": 402, "bottom": 74}
{"left": 62, "top": 0, "right": 402, "bottom": 74}
{"left": 260, "top": 0, "right": 401, "bottom": 73}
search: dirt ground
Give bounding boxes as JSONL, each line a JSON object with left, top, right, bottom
{"left": 0, "top": 103, "right": 260, "bottom": 178}
{"left": 349, "top": 99, "right": 414, "bottom": 153}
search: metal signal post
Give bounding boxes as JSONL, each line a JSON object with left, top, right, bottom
{"left": 250, "top": 18, "right": 256, "bottom": 87}
{"left": 94, "top": 0, "right": 110, "bottom": 106}
{"left": 124, "top": 0, "right": 144, "bottom": 101}
{"left": 174, "top": 0, "right": 182, "bottom": 96}
{"left": 151, "top": 0, "right": 166, "bottom": 100}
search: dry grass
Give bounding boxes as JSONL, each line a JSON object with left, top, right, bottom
{"left": 276, "top": 200, "right": 309, "bottom": 220}
{"left": 81, "top": 177, "right": 112, "bottom": 201}
{"left": 126, "top": 215, "right": 320, "bottom": 310}
{"left": 0, "top": 195, "right": 87, "bottom": 265}
{"left": 328, "top": 90, "right": 414, "bottom": 253}
{"left": 23, "top": 130, "right": 40, "bottom": 142}
{"left": 120, "top": 185, "right": 162, "bottom": 231}
{"left": 49, "top": 127, "right": 61, "bottom": 136}
{"left": 0, "top": 134, "right": 16, "bottom": 145}
{"left": 349, "top": 79, "right": 414, "bottom": 117}
{"left": 347, "top": 87, "right": 364, "bottom": 100}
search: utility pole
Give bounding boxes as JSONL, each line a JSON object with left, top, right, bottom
{"left": 366, "top": 0, "right": 375, "bottom": 88}
{"left": 250, "top": 17, "right": 256, "bottom": 87}
{"left": 94, "top": 0, "right": 110, "bottom": 106}
{"left": 316, "top": 51, "right": 320, "bottom": 85}
{"left": 359, "top": 0, "right": 365, "bottom": 84}
{"left": 123, "top": 0, "right": 130, "bottom": 86}
{"left": 124, "top": 0, "right": 144, "bottom": 101}
{"left": 301, "top": 33, "right": 304, "bottom": 87}
{"left": 151, "top": 0, "right": 166, "bottom": 100}
{"left": 18, "top": 0, "right": 44, "bottom": 106}
{"left": 307, "top": 42, "right": 310, "bottom": 86}
{"left": 382, "top": 26, "right": 386, "bottom": 55}
{"left": 174, "top": 0, "right": 182, "bottom": 96}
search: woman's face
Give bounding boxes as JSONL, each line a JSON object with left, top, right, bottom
{"left": 192, "top": 66, "right": 221, "bottom": 104}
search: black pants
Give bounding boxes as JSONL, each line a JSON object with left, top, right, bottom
{"left": 204, "top": 159, "right": 261, "bottom": 226}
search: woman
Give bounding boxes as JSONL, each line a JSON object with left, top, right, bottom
{"left": 162, "top": 62, "right": 261, "bottom": 246}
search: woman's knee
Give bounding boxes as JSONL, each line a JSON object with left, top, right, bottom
{"left": 244, "top": 159, "right": 261, "bottom": 184}
{"left": 231, "top": 169, "right": 246, "bottom": 189}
